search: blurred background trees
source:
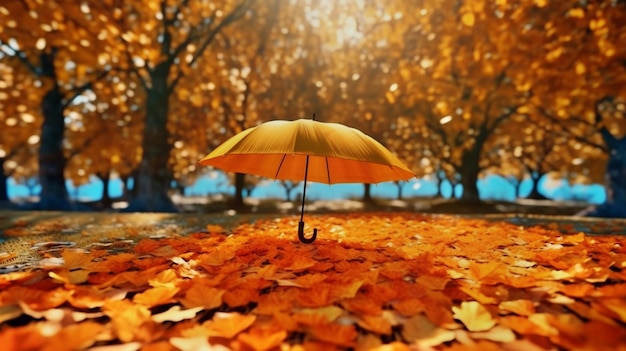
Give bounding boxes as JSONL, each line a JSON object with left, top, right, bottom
{"left": 0, "top": 0, "right": 624, "bottom": 215}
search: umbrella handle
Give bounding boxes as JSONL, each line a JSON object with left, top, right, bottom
{"left": 298, "top": 221, "right": 317, "bottom": 244}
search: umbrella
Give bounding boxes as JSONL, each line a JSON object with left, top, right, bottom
{"left": 198, "top": 115, "right": 415, "bottom": 243}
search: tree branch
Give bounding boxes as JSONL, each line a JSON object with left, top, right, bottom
{"left": 188, "top": 0, "right": 252, "bottom": 67}
{"left": 62, "top": 69, "right": 110, "bottom": 108}
{"left": 168, "top": 0, "right": 252, "bottom": 93}
{"left": 594, "top": 96, "right": 617, "bottom": 149}
{"left": 0, "top": 41, "right": 40, "bottom": 75}
{"left": 536, "top": 105, "right": 608, "bottom": 152}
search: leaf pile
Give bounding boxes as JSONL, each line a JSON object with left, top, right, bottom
{"left": 1, "top": 213, "right": 626, "bottom": 350}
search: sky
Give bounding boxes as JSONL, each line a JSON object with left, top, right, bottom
{"left": 7, "top": 172, "right": 606, "bottom": 204}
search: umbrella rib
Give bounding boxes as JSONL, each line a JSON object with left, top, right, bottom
{"left": 274, "top": 154, "right": 287, "bottom": 179}
{"left": 325, "top": 157, "right": 330, "bottom": 183}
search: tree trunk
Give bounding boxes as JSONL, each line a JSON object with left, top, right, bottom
{"left": 459, "top": 149, "right": 480, "bottom": 202}
{"left": 233, "top": 172, "right": 246, "bottom": 208}
{"left": 0, "top": 157, "right": 8, "bottom": 203}
{"left": 527, "top": 172, "right": 547, "bottom": 200}
{"left": 126, "top": 63, "right": 176, "bottom": 212}
{"left": 38, "top": 86, "right": 71, "bottom": 210}
{"left": 99, "top": 172, "right": 112, "bottom": 208}
{"left": 363, "top": 183, "right": 372, "bottom": 202}
{"left": 285, "top": 187, "right": 293, "bottom": 202}
{"left": 129, "top": 168, "right": 139, "bottom": 198}
{"left": 395, "top": 181, "right": 403, "bottom": 200}
{"left": 585, "top": 135, "right": 626, "bottom": 218}
{"left": 513, "top": 179, "right": 522, "bottom": 199}
{"left": 435, "top": 171, "right": 444, "bottom": 198}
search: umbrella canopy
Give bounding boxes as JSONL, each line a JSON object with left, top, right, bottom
{"left": 199, "top": 118, "right": 416, "bottom": 243}
{"left": 199, "top": 119, "right": 415, "bottom": 183}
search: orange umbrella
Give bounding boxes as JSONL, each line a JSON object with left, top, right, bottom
{"left": 199, "top": 116, "right": 415, "bottom": 243}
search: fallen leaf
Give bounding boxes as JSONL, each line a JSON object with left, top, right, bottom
{"left": 151, "top": 306, "right": 203, "bottom": 323}
{"left": 61, "top": 249, "right": 93, "bottom": 270}
{"left": 103, "top": 300, "right": 153, "bottom": 343}
{"left": 498, "top": 300, "right": 535, "bottom": 316}
{"left": 204, "top": 312, "right": 256, "bottom": 338}
{"left": 400, "top": 314, "right": 456, "bottom": 347}
{"left": 471, "top": 325, "right": 516, "bottom": 343}
{"left": 42, "top": 321, "right": 104, "bottom": 351}
{"left": 133, "top": 286, "right": 180, "bottom": 307}
{"left": 357, "top": 314, "right": 393, "bottom": 335}
{"left": 179, "top": 284, "right": 225, "bottom": 310}
{"left": 308, "top": 323, "right": 358, "bottom": 347}
{"left": 170, "top": 337, "right": 229, "bottom": 351}
{"left": 88, "top": 342, "right": 142, "bottom": 351}
{"left": 237, "top": 327, "right": 288, "bottom": 351}
{"left": 452, "top": 301, "right": 496, "bottom": 332}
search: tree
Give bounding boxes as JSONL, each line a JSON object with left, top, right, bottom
{"left": 0, "top": 56, "right": 41, "bottom": 204}
{"left": 0, "top": 1, "right": 117, "bottom": 209}
{"left": 279, "top": 180, "right": 300, "bottom": 202}
{"left": 392, "top": 0, "right": 546, "bottom": 202}
{"left": 515, "top": 1, "right": 626, "bottom": 215}
{"left": 104, "top": 0, "right": 254, "bottom": 212}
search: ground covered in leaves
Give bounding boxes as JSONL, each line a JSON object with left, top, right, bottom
{"left": 1, "top": 213, "right": 626, "bottom": 350}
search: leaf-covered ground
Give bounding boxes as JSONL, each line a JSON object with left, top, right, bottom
{"left": 1, "top": 212, "right": 626, "bottom": 351}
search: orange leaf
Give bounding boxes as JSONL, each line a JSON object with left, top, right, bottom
{"left": 133, "top": 286, "right": 180, "bottom": 307}
{"left": 415, "top": 274, "right": 449, "bottom": 290}
{"left": 237, "top": 327, "right": 288, "bottom": 351}
{"left": 42, "top": 321, "right": 103, "bottom": 351}
{"left": 597, "top": 298, "right": 626, "bottom": 323}
{"left": 296, "top": 284, "right": 333, "bottom": 307}
{"left": 0, "top": 325, "right": 45, "bottom": 351}
{"left": 1, "top": 286, "right": 70, "bottom": 311}
{"left": 498, "top": 299, "right": 535, "bottom": 316}
{"left": 179, "top": 284, "right": 225, "bottom": 311}
{"left": 357, "top": 314, "right": 393, "bottom": 335}
{"left": 61, "top": 249, "right": 93, "bottom": 270}
{"left": 103, "top": 300, "right": 152, "bottom": 343}
{"left": 222, "top": 287, "right": 259, "bottom": 308}
{"left": 204, "top": 312, "right": 256, "bottom": 339}
{"left": 309, "top": 323, "right": 357, "bottom": 347}
{"left": 468, "top": 261, "right": 507, "bottom": 283}
{"left": 393, "top": 298, "right": 426, "bottom": 316}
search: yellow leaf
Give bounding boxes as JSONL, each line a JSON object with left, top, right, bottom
{"left": 568, "top": 8, "right": 585, "bottom": 18}
{"left": 471, "top": 325, "right": 516, "bottom": 342}
{"left": 452, "top": 301, "right": 496, "bottom": 332}
{"left": 461, "top": 12, "right": 475, "bottom": 27}
{"left": 151, "top": 306, "right": 203, "bottom": 323}
{"left": 133, "top": 286, "right": 179, "bottom": 307}
{"left": 170, "top": 337, "right": 228, "bottom": 351}
{"left": 295, "top": 306, "right": 345, "bottom": 324}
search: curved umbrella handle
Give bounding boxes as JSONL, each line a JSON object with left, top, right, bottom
{"left": 298, "top": 221, "right": 317, "bottom": 244}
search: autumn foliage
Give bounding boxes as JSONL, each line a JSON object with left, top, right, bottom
{"left": 1, "top": 0, "right": 626, "bottom": 211}
{"left": 1, "top": 213, "right": 626, "bottom": 350}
